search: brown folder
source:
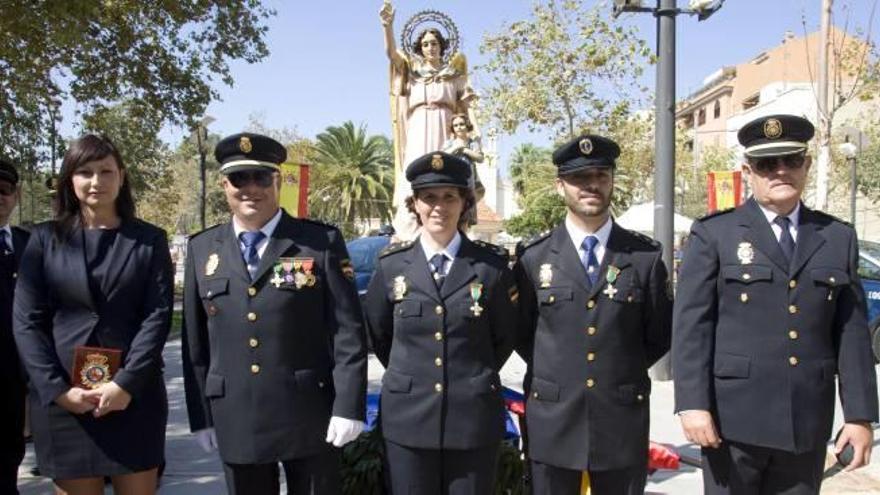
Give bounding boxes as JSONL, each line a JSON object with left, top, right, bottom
{"left": 72, "top": 346, "right": 122, "bottom": 389}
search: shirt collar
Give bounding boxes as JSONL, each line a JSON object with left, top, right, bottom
{"left": 0, "top": 224, "right": 11, "bottom": 251}
{"left": 420, "top": 231, "right": 462, "bottom": 261}
{"left": 757, "top": 201, "right": 800, "bottom": 228}
{"left": 565, "top": 214, "right": 613, "bottom": 250}
{"left": 233, "top": 208, "right": 282, "bottom": 240}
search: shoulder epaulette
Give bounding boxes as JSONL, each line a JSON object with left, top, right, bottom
{"left": 299, "top": 217, "right": 339, "bottom": 231}
{"left": 472, "top": 239, "right": 510, "bottom": 261}
{"left": 696, "top": 207, "right": 734, "bottom": 222}
{"left": 515, "top": 230, "right": 552, "bottom": 257}
{"left": 379, "top": 240, "right": 415, "bottom": 258}
{"left": 188, "top": 223, "right": 224, "bottom": 241}
{"left": 629, "top": 230, "right": 661, "bottom": 248}
{"left": 811, "top": 209, "right": 852, "bottom": 227}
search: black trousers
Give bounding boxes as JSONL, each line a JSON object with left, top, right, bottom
{"left": 383, "top": 440, "right": 500, "bottom": 495}
{"left": 0, "top": 384, "right": 25, "bottom": 495}
{"left": 702, "top": 441, "right": 826, "bottom": 495}
{"left": 529, "top": 460, "right": 647, "bottom": 495}
{"left": 222, "top": 448, "right": 340, "bottom": 495}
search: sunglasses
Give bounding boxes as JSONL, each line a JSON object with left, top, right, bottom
{"left": 750, "top": 154, "right": 806, "bottom": 174}
{"left": 227, "top": 170, "right": 274, "bottom": 189}
{"left": 0, "top": 183, "right": 15, "bottom": 196}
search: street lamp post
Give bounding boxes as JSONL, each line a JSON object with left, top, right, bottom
{"left": 838, "top": 142, "right": 858, "bottom": 225}
{"left": 613, "top": 0, "right": 724, "bottom": 380}
{"left": 193, "top": 116, "right": 215, "bottom": 231}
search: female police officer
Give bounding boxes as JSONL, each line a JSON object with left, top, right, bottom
{"left": 363, "top": 152, "right": 518, "bottom": 494}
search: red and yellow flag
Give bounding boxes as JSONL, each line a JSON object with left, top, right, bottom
{"left": 707, "top": 170, "right": 742, "bottom": 212}
{"left": 279, "top": 162, "right": 310, "bottom": 217}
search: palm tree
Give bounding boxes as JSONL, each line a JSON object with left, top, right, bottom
{"left": 310, "top": 122, "right": 394, "bottom": 234}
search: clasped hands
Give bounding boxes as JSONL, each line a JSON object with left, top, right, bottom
{"left": 55, "top": 382, "right": 132, "bottom": 418}
{"left": 193, "top": 416, "right": 364, "bottom": 453}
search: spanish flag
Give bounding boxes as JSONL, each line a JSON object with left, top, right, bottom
{"left": 707, "top": 170, "right": 742, "bottom": 212}
{"left": 279, "top": 162, "right": 310, "bottom": 217}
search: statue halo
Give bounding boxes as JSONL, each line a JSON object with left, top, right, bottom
{"left": 401, "top": 10, "right": 461, "bottom": 65}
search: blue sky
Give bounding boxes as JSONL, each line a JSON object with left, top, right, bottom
{"left": 62, "top": 0, "right": 878, "bottom": 166}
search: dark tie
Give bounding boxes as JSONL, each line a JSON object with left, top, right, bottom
{"left": 239, "top": 231, "right": 266, "bottom": 277}
{"left": 429, "top": 253, "right": 448, "bottom": 288}
{"left": 581, "top": 236, "right": 600, "bottom": 287}
{"left": 773, "top": 216, "right": 795, "bottom": 264}
{"left": 0, "top": 230, "right": 9, "bottom": 255}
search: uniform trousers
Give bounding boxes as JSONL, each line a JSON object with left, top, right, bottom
{"left": 529, "top": 459, "right": 647, "bottom": 495}
{"left": 0, "top": 384, "right": 25, "bottom": 494}
{"left": 222, "top": 448, "right": 340, "bottom": 495}
{"left": 702, "top": 441, "right": 826, "bottom": 495}
{"left": 383, "top": 440, "right": 500, "bottom": 495}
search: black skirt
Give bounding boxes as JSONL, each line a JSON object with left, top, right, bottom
{"left": 28, "top": 376, "right": 167, "bottom": 480}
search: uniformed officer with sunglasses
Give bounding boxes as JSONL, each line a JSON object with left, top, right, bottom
{"left": 181, "top": 133, "right": 368, "bottom": 494}
{"left": 673, "top": 115, "right": 878, "bottom": 494}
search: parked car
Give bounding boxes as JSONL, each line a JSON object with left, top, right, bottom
{"left": 346, "top": 235, "right": 392, "bottom": 297}
{"left": 857, "top": 240, "right": 880, "bottom": 361}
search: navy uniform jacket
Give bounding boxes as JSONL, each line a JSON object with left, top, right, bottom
{"left": 363, "top": 235, "right": 518, "bottom": 450}
{"left": 14, "top": 220, "right": 173, "bottom": 407}
{"left": 2, "top": 226, "right": 29, "bottom": 392}
{"left": 182, "top": 211, "right": 367, "bottom": 464}
{"left": 673, "top": 198, "right": 879, "bottom": 453}
{"left": 515, "top": 222, "right": 672, "bottom": 472}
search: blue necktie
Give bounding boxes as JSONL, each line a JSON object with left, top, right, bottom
{"left": 429, "top": 253, "right": 448, "bottom": 288}
{"left": 774, "top": 216, "right": 795, "bottom": 265}
{"left": 239, "top": 231, "right": 266, "bottom": 277}
{"left": 581, "top": 236, "right": 599, "bottom": 287}
{"left": 0, "top": 230, "right": 9, "bottom": 255}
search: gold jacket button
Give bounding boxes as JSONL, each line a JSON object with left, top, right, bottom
{"left": 435, "top": 305, "right": 444, "bottom": 315}
{"left": 587, "top": 326, "right": 597, "bottom": 336}
{"left": 533, "top": 392, "right": 539, "bottom": 398}
{"left": 587, "top": 352, "right": 596, "bottom": 362}
{"left": 248, "top": 287, "right": 257, "bottom": 297}
{"left": 637, "top": 394, "right": 645, "bottom": 401}
{"left": 788, "top": 330, "right": 798, "bottom": 340}
{"left": 250, "top": 364, "right": 261, "bottom": 374}
{"left": 587, "top": 300, "right": 596, "bottom": 309}
{"left": 742, "top": 273, "right": 751, "bottom": 280}
{"left": 434, "top": 332, "right": 443, "bottom": 341}
{"left": 434, "top": 383, "right": 443, "bottom": 393}
{"left": 548, "top": 295, "right": 556, "bottom": 303}
{"left": 740, "top": 293, "right": 749, "bottom": 303}
{"left": 789, "top": 356, "right": 799, "bottom": 366}
{"left": 788, "top": 305, "right": 797, "bottom": 314}
{"left": 829, "top": 276, "right": 836, "bottom": 284}
{"left": 586, "top": 378, "right": 595, "bottom": 388}
{"left": 789, "top": 280, "right": 797, "bottom": 289}
{"left": 206, "top": 290, "right": 213, "bottom": 297}
{"left": 434, "top": 357, "right": 443, "bottom": 367}
{"left": 248, "top": 338, "right": 259, "bottom": 348}
{"left": 490, "top": 384, "right": 497, "bottom": 391}
{"left": 247, "top": 312, "right": 258, "bottom": 322}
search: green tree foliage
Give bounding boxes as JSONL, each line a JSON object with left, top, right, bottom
{"left": 504, "top": 144, "right": 563, "bottom": 237}
{"left": 309, "top": 122, "right": 394, "bottom": 237}
{"left": 0, "top": 1, "right": 275, "bottom": 156}
{"left": 477, "top": 0, "right": 653, "bottom": 139}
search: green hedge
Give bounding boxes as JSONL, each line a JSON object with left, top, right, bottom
{"left": 340, "top": 430, "right": 527, "bottom": 494}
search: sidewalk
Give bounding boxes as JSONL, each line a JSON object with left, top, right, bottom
{"left": 18, "top": 342, "right": 880, "bottom": 493}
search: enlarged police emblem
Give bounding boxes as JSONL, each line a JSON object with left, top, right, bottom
{"left": 80, "top": 353, "right": 112, "bottom": 389}
{"left": 393, "top": 276, "right": 407, "bottom": 301}
{"left": 763, "top": 118, "right": 782, "bottom": 139}
{"left": 205, "top": 253, "right": 220, "bottom": 276}
{"left": 539, "top": 263, "right": 553, "bottom": 288}
{"left": 578, "top": 137, "right": 593, "bottom": 156}
{"left": 431, "top": 154, "right": 444, "bottom": 170}
{"left": 239, "top": 136, "right": 253, "bottom": 153}
{"left": 737, "top": 242, "right": 755, "bottom": 265}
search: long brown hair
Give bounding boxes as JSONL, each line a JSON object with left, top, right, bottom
{"left": 405, "top": 187, "right": 476, "bottom": 231}
{"left": 54, "top": 134, "right": 135, "bottom": 239}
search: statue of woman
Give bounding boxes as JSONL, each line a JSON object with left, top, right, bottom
{"left": 380, "top": 1, "right": 478, "bottom": 239}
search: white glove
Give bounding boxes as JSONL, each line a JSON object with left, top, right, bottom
{"left": 325, "top": 416, "right": 365, "bottom": 448}
{"left": 194, "top": 427, "right": 218, "bottom": 453}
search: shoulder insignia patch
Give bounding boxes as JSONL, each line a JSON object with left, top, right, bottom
{"left": 473, "top": 239, "right": 510, "bottom": 261}
{"left": 810, "top": 209, "right": 852, "bottom": 227}
{"left": 379, "top": 240, "right": 414, "bottom": 258}
{"left": 189, "top": 223, "right": 224, "bottom": 241}
{"left": 516, "top": 230, "right": 552, "bottom": 257}
{"left": 697, "top": 207, "right": 735, "bottom": 222}
{"left": 299, "top": 217, "right": 339, "bottom": 231}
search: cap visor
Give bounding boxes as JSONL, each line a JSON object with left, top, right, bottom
{"left": 219, "top": 160, "right": 280, "bottom": 174}
{"left": 744, "top": 142, "right": 807, "bottom": 158}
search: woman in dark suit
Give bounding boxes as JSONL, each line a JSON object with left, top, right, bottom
{"left": 363, "top": 152, "right": 519, "bottom": 494}
{"left": 13, "top": 134, "right": 173, "bottom": 495}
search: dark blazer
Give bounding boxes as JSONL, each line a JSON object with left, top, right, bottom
{"left": 2, "top": 226, "right": 29, "bottom": 391}
{"left": 515, "top": 222, "right": 672, "bottom": 472}
{"left": 182, "top": 211, "right": 368, "bottom": 465}
{"left": 363, "top": 235, "right": 518, "bottom": 450}
{"left": 13, "top": 220, "right": 174, "bottom": 407}
{"left": 673, "top": 198, "right": 879, "bottom": 453}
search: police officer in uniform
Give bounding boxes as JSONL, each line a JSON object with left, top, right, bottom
{"left": 182, "top": 133, "right": 368, "bottom": 494}
{"left": 363, "top": 152, "right": 519, "bottom": 494}
{"left": 515, "top": 135, "right": 672, "bottom": 494}
{"left": 0, "top": 159, "right": 27, "bottom": 494}
{"left": 673, "top": 114, "right": 878, "bottom": 494}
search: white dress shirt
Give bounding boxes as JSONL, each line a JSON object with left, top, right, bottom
{"left": 419, "top": 231, "right": 462, "bottom": 276}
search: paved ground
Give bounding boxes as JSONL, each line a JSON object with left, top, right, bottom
{"left": 17, "top": 340, "right": 880, "bottom": 493}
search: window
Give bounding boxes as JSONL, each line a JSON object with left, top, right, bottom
{"left": 713, "top": 100, "right": 721, "bottom": 119}
{"left": 697, "top": 108, "right": 706, "bottom": 126}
